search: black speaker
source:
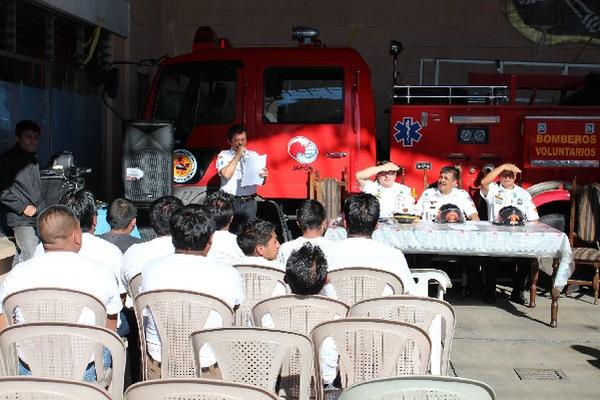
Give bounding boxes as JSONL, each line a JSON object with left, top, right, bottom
{"left": 123, "top": 121, "right": 173, "bottom": 205}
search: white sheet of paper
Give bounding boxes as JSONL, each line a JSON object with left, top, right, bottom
{"left": 241, "top": 153, "right": 267, "bottom": 187}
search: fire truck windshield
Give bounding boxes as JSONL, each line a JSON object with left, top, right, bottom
{"left": 263, "top": 67, "right": 344, "bottom": 124}
{"left": 153, "top": 61, "right": 238, "bottom": 143}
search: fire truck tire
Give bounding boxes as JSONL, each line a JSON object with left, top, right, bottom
{"left": 527, "top": 180, "right": 570, "bottom": 198}
{"left": 539, "top": 213, "right": 566, "bottom": 233}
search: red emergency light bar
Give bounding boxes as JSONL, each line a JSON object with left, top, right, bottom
{"left": 193, "top": 26, "right": 231, "bottom": 51}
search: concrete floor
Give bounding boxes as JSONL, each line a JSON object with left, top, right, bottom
{"left": 450, "top": 286, "right": 600, "bottom": 399}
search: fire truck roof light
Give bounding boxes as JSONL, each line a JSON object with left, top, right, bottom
{"left": 450, "top": 116, "right": 500, "bottom": 124}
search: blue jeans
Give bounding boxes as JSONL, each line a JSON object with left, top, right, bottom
{"left": 19, "top": 347, "right": 112, "bottom": 382}
{"left": 12, "top": 226, "right": 39, "bottom": 265}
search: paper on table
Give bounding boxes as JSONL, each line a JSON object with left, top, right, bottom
{"left": 241, "top": 153, "right": 267, "bottom": 187}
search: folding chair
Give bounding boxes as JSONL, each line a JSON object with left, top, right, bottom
{"left": 0, "top": 376, "right": 112, "bottom": 400}
{"left": 0, "top": 322, "right": 125, "bottom": 400}
{"left": 311, "top": 318, "right": 431, "bottom": 399}
{"left": 233, "top": 265, "right": 289, "bottom": 326}
{"left": 328, "top": 267, "right": 404, "bottom": 306}
{"left": 124, "top": 378, "right": 279, "bottom": 400}
{"left": 409, "top": 268, "right": 453, "bottom": 299}
{"left": 191, "top": 327, "right": 314, "bottom": 400}
{"left": 134, "top": 289, "right": 234, "bottom": 379}
{"left": 348, "top": 296, "right": 455, "bottom": 375}
{"left": 338, "top": 375, "right": 495, "bottom": 400}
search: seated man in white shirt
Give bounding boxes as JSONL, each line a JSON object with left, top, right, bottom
{"left": 141, "top": 205, "right": 244, "bottom": 379}
{"left": 263, "top": 243, "right": 338, "bottom": 387}
{"left": 480, "top": 163, "right": 539, "bottom": 305}
{"left": 0, "top": 205, "right": 122, "bottom": 381}
{"left": 277, "top": 199, "right": 332, "bottom": 266}
{"left": 236, "top": 218, "right": 282, "bottom": 270}
{"left": 204, "top": 191, "right": 244, "bottom": 265}
{"left": 415, "top": 166, "right": 479, "bottom": 222}
{"left": 325, "top": 193, "right": 416, "bottom": 294}
{"left": 356, "top": 160, "right": 415, "bottom": 218}
{"left": 122, "top": 196, "right": 183, "bottom": 288}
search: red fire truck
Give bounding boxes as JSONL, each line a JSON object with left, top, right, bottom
{"left": 141, "top": 26, "right": 599, "bottom": 229}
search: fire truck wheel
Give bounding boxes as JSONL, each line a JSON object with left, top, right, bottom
{"left": 539, "top": 213, "right": 566, "bottom": 233}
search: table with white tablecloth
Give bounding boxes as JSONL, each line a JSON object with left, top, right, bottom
{"left": 325, "top": 221, "right": 574, "bottom": 327}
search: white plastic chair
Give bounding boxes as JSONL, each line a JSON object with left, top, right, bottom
{"left": 410, "top": 268, "right": 453, "bottom": 299}
{"left": 191, "top": 327, "right": 314, "bottom": 400}
{"left": 0, "top": 322, "right": 126, "bottom": 400}
{"left": 233, "top": 265, "right": 289, "bottom": 326}
{"left": 2, "top": 287, "right": 107, "bottom": 326}
{"left": 0, "top": 376, "right": 112, "bottom": 400}
{"left": 124, "top": 378, "right": 280, "bottom": 400}
{"left": 134, "top": 289, "right": 234, "bottom": 379}
{"left": 338, "top": 375, "right": 496, "bottom": 400}
{"left": 311, "top": 318, "right": 431, "bottom": 399}
{"left": 128, "top": 273, "right": 143, "bottom": 299}
{"left": 327, "top": 267, "right": 405, "bottom": 306}
{"left": 348, "top": 296, "right": 456, "bottom": 375}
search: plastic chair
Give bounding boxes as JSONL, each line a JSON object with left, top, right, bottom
{"left": 128, "top": 273, "right": 143, "bottom": 299}
{"left": 252, "top": 295, "right": 349, "bottom": 398}
{"left": 409, "top": 268, "right": 453, "bottom": 299}
{"left": 338, "top": 375, "right": 496, "bottom": 400}
{"left": 0, "top": 322, "right": 125, "bottom": 400}
{"left": 233, "top": 265, "right": 289, "bottom": 326}
{"left": 134, "top": 289, "right": 234, "bottom": 379}
{"left": 0, "top": 376, "right": 112, "bottom": 400}
{"left": 327, "top": 268, "right": 405, "bottom": 306}
{"left": 2, "top": 287, "right": 107, "bottom": 326}
{"left": 348, "top": 296, "right": 455, "bottom": 375}
{"left": 311, "top": 318, "right": 431, "bottom": 398}
{"left": 252, "top": 294, "right": 349, "bottom": 335}
{"left": 124, "top": 378, "right": 280, "bottom": 400}
{"left": 191, "top": 327, "right": 314, "bottom": 400}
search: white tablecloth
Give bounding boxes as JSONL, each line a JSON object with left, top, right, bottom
{"left": 325, "top": 221, "right": 574, "bottom": 288}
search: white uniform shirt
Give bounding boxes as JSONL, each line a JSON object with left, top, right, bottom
{"left": 277, "top": 236, "right": 333, "bottom": 267}
{"left": 208, "top": 230, "right": 244, "bottom": 265}
{"left": 362, "top": 181, "right": 415, "bottom": 218}
{"left": 141, "top": 253, "right": 244, "bottom": 366}
{"left": 0, "top": 251, "right": 123, "bottom": 325}
{"left": 481, "top": 183, "right": 539, "bottom": 222}
{"left": 324, "top": 237, "right": 416, "bottom": 295}
{"left": 215, "top": 149, "right": 259, "bottom": 196}
{"left": 415, "top": 187, "right": 478, "bottom": 222}
{"left": 122, "top": 236, "right": 174, "bottom": 288}
{"left": 35, "top": 233, "right": 124, "bottom": 294}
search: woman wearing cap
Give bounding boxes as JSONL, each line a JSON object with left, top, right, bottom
{"left": 355, "top": 161, "right": 415, "bottom": 219}
{"left": 480, "top": 163, "right": 538, "bottom": 305}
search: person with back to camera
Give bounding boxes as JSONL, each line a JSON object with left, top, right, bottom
{"left": 355, "top": 160, "right": 415, "bottom": 218}
{"left": 480, "top": 163, "right": 539, "bottom": 305}
{"left": 204, "top": 190, "right": 244, "bottom": 265}
{"left": 0, "top": 205, "right": 121, "bottom": 381}
{"left": 216, "top": 124, "right": 268, "bottom": 224}
{"left": 415, "top": 166, "right": 479, "bottom": 222}
{"left": 324, "top": 193, "right": 416, "bottom": 295}
{"left": 99, "top": 198, "right": 142, "bottom": 253}
{"left": 0, "top": 120, "right": 46, "bottom": 263}
{"left": 277, "top": 199, "right": 332, "bottom": 266}
{"left": 262, "top": 242, "right": 338, "bottom": 388}
{"left": 140, "top": 204, "right": 244, "bottom": 379}
{"left": 122, "top": 196, "right": 183, "bottom": 289}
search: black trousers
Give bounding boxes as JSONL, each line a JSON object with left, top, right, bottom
{"left": 230, "top": 196, "right": 257, "bottom": 233}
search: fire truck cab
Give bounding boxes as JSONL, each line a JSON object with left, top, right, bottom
{"left": 142, "top": 27, "right": 376, "bottom": 207}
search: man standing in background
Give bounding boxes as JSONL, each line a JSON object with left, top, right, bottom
{"left": 0, "top": 120, "right": 45, "bottom": 263}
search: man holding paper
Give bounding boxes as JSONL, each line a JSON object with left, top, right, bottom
{"left": 216, "top": 124, "right": 268, "bottom": 222}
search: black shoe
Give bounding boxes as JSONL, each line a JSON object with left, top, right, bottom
{"left": 510, "top": 291, "right": 528, "bottom": 306}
